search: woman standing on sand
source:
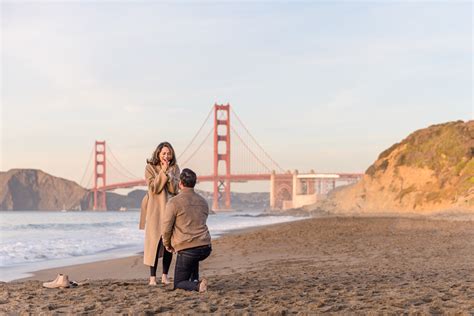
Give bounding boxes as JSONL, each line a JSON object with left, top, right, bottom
{"left": 139, "top": 142, "right": 180, "bottom": 285}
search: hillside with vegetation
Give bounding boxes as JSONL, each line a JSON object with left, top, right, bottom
{"left": 309, "top": 120, "right": 473, "bottom": 214}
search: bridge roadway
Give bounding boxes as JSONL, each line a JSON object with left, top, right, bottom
{"left": 97, "top": 173, "right": 363, "bottom": 191}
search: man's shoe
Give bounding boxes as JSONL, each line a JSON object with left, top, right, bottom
{"left": 199, "top": 278, "right": 208, "bottom": 292}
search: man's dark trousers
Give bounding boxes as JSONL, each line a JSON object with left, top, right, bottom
{"left": 174, "top": 245, "right": 212, "bottom": 291}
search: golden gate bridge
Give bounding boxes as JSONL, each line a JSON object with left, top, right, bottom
{"left": 79, "top": 104, "right": 363, "bottom": 211}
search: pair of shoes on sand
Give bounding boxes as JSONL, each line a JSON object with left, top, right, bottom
{"left": 42, "top": 274, "right": 81, "bottom": 289}
{"left": 43, "top": 274, "right": 70, "bottom": 289}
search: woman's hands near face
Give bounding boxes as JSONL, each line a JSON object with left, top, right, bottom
{"left": 161, "top": 159, "right": 169, "bottom": 172}
{"left": 159, "top": 146, "right": 172, "bottom": 172}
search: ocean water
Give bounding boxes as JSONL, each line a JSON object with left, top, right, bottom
{"left": 0, "top": 210, "right": 302, "bottom": 281}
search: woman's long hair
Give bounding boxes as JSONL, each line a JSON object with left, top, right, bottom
{"left": 146, "top": 142, "right": 177, "bottom": 166}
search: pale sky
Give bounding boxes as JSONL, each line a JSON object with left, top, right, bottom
{"left": 1, "top": 0, "right": 472, "bottom": 192}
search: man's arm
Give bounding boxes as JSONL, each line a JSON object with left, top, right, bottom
{"left": 162, "top": 199, "right": 177, "bottom": 251}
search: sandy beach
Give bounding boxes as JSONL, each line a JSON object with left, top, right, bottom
{"left": 1, "top": 216, "right": 473, "bottom": 314}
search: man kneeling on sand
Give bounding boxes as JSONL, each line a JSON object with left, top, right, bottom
{"left": 162, "top": 168, "right": 212, "bottom": 292}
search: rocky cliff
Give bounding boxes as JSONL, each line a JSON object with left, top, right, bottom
{"left": 0, "top": 169, "right": 89, "bottom": 210}
{"left": 309, "top": 120, "right": 474, "bottom": 214}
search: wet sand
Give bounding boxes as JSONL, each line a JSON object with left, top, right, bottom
{"left": 1, "top": 216, "right": 473, "bottom": 314}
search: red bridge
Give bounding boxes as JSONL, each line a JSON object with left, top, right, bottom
{"left": 82, "top": 104, "right": 363, "bottom": 211}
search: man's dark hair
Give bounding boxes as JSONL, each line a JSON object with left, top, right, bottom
{"left": 180, "top": 168, "right": 197, "bottom": 188}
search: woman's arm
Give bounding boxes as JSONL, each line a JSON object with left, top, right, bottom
{"left": 166, "top": 165, "right": 180, "bottom": 195}
{"left": 138, "top": 193, "right": 148, "bottom": 230}
{"left": 145, "top": 164, "right": 168, "bottom": 194}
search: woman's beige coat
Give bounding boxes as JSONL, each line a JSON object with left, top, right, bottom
{"left": 139, "top": 163, "right": 180, "bottom": 266}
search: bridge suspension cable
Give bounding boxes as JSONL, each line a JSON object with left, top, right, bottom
{"left": 177, "top": 106, "right": 213, "bottom": 161}
{"left": 180, "top": 125, "right": 214, "bottom": 167}
{"left": 231, "top": 125, "right": 271, "bottom": 173}
{"left": 106, "top": 145, "right": 141, "bottom": 179}
{"left": 79, "top": 147, "right": 94, "bottom": 187}
{"left": 85, "top": 173, "right": 93, "bottom": 189}
{"left": 107, "top": 158, "right": 137, "bottom": 182}
{"left": 231, "top": 108, "right": 284, "bottom": 173}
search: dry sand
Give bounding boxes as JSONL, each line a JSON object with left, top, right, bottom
{"left": 1, "top": 216, "right": 473, "bottom": 314}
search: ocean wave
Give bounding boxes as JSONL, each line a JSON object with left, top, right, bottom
{"left": 0, "top": 237, "right": 142, "bottom": 267}
{"left": 1, "top": 221, "right": 135, "bottom": 231}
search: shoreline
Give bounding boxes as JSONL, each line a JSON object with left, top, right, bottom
{"left": 16, "top": 217, "right": 310, "bottom": 282}
{"left": 11, "top": 212, "right": 473, "bottom": 282}
{"left": 2, "top": 210, "right": 306, "bottom": 282}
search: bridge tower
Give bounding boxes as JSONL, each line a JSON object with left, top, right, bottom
{"left": 93, "top": 140, "right": 107, "bottom": 211}
{"left": 213, "top": 103, "right": 231, "bottom": 210}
